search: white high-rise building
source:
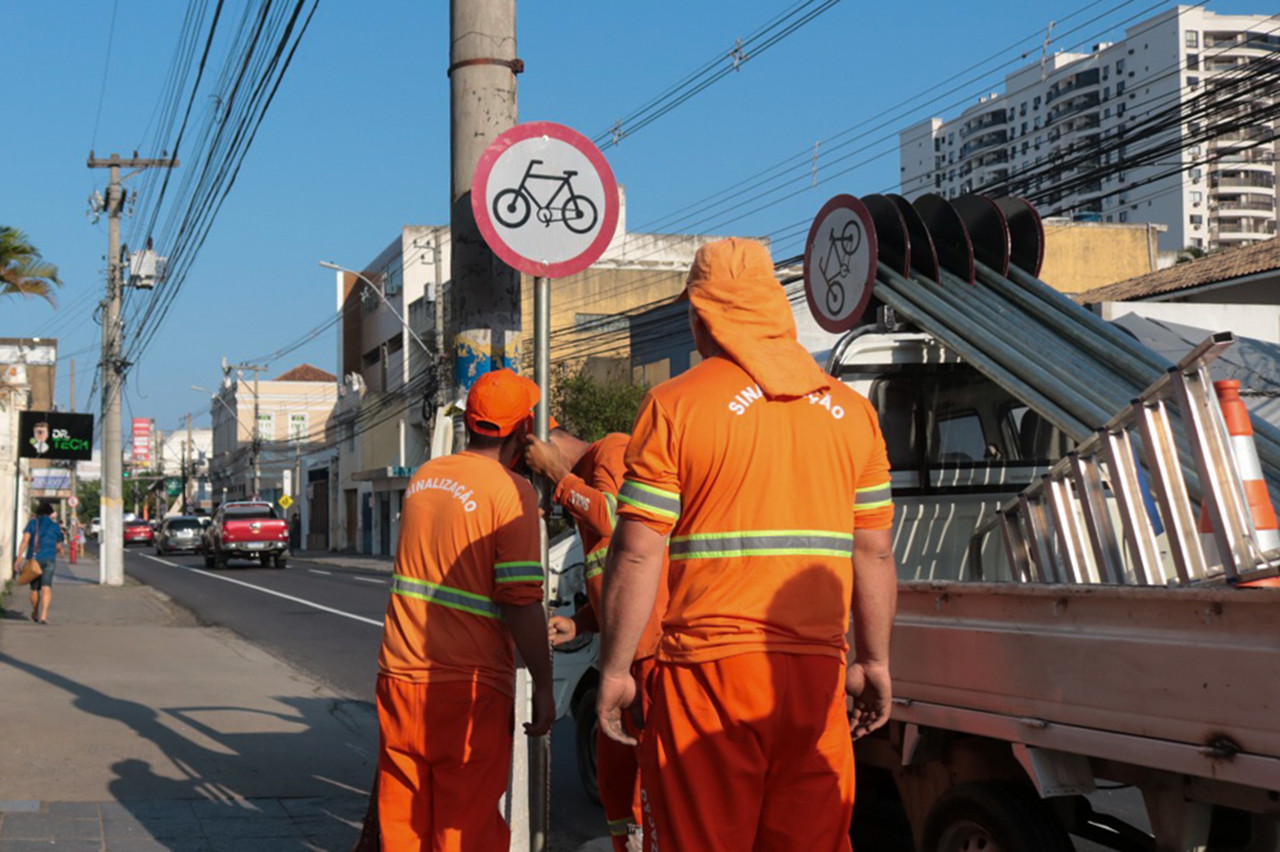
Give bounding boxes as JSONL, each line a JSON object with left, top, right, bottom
{"left": 899, "top": 6, "right": 1278, "bottom": 253}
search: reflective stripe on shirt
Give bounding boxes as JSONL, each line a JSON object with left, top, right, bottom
{"left": 391, "top": 573, "right": 503, "bottom": 619}
{"left": 583, "top": 547, "right": 607, "bottom": 580}
{"left": 618, "top": 480, "right": 681, "bottom": 520}
{"left": 854, "top": 482, "right": 892, "bottom": 512}
{"left": 494, "top": 561, "right": 543, "bottom": 583}
{"left": 668, "top": 529, "right": 854, "bottom": 560}
{"left": 603, "top": 492, "right": 618, "bottom": 530}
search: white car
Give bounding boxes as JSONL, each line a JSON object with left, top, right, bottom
{"left": 89, "top": 517, "right": 101, "bottom": 539}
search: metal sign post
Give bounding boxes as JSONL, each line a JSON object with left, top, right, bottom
{"left": 472, "top": 120, "right": 619, "bottom": 852}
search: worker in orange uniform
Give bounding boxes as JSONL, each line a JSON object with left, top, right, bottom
{"left": 524, "top": 426, "right": 667, "bottom": 851}
{"left": 376, "top": 368, "right": 555, "bottom": 851}
{"left": 597, "top": 238, "right": 898, "bottom": 851}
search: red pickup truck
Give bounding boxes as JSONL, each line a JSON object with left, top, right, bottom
{"left": 202, "top": 501, "right": 290, "bottom": 569}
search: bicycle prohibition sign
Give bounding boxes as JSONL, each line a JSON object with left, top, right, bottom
{"left": 492, "top": 159, "right": 599, "bottom": 234}
{"left": 803, "top": 194, "right": 878, "bottom": 334}
{"left": 817, "top": 219, "right": 863, "bottom": 315}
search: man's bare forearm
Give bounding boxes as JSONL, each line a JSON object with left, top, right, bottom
{"left": 850, "top": 529, "right": 896, "bottom": 665}
{"left": 502, "top": 601, "right": 553, "bottom": 688}
{"left": 600, "top": 519, "right": 665, "bottom": 677}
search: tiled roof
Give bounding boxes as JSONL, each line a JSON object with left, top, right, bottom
{"left": 1076, "top": 237, "right": 1280, "bottom": 302}
{"left": 273, "top": 364, "right": 336, "bottom": 383}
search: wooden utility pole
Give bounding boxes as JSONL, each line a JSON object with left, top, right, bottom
{"left": 449, "top": 0, "right": 522, "bottom": 399}
{"left": 88, "top": 151, "right": 178, "bottom": 586}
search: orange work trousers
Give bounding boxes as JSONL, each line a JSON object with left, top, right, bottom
{"left": 638, "top": 653, "right": 854, "bottom": 852}
{"left": 597, "top": 656, "right": 657, "bottom": 850}
{"left": 376, "top": 675, "right": 513, "bottom": 852}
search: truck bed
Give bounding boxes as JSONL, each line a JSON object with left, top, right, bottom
{"left": 890, "top": 581, "right": 1280, "bottom": 790}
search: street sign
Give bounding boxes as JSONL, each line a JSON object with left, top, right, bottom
{"left": 165, "top": 477, "right": 182, "bottom": 497}
{"left": 278, "top": 494, "right": 294, "bottom": 510}
{"left": 471, "top": 121, "right": 620, "bottom": 279}
{"left": 803, "top": 194, "right": 878, "bottom": 333}
{"left": 68, "top": 496, "right": 80, "bottom": 509}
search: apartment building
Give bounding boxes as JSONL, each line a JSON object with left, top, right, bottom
{"left": 900, "top": 6, "right": 1279, "bottom": 253}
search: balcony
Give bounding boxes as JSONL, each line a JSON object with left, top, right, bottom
{"left": 1213, "top": 194, "right": 1276, "bottom": 213}
{"left": 1047, "top": 92, "right": 1101, "bottom": 125}
{"left": 960, "top": 129, "right": 1008, "bottom": 159}
{"left": 1211, "top": 172, "right": 1276, "bottom": 190}
{"left": 1046, "top": 68, "right": 1101, "bottom": 106}
{"left": 961, "top": 108, "right": 1008, "bottom": 139}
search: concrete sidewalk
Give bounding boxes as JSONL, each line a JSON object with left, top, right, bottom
{"left": 289, "top": 552, "right": 392, "bottom": 574}
{"left": 0, "top": 556, "right": 376, "bottom": 851}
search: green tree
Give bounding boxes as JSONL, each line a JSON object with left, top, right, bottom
{"left": 551, "top": 364, "right": 647, "bottom": 441}
{"left": 1, "top": 226, "right": 62, "bottom": 306}
{"left": 77, "top": 479, "right": 101, "bottom": 521}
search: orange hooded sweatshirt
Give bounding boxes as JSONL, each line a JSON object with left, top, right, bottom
{"left": 686, "top": 237, "right": 831, "bottom": 400}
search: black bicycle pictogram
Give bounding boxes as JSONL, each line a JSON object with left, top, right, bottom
{"left": 817, "top": 219, "right": 862, "bottom": 315}
{"left": 492, "top": 159, "right": 599, "bottom": 234}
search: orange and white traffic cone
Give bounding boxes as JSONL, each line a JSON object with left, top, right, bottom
{"left": 1198, "top": 379, "right": 1280, "bottom": 586}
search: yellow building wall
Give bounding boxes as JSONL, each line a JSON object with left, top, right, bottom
{"left": 518, "top": 267, "right": 686, "bottom": 373}
{"left": 1039, "top": 222, "right": 1160, "bottom": 294}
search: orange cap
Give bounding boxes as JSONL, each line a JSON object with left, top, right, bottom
{"left": 465, "top": 370, "right": 540, "bottom": 437}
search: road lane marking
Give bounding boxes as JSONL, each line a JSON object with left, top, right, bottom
{"left": 139, "top": 554, "right": 383, "bottom": 628}
{"left": 352, "top": 576, "right": 386, "bottom": 585}
{"left": 308, "top": 569, "right": 333, "bottom": 576}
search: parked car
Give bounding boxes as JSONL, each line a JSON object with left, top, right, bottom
{"left": 202, "top": 501, "right": 290, "bottom": 568}
{"left": 123, "top": 519, "right": 155, "bottom": 546}
{"left": 89, "top": 517, "right": 101, "bottom": 539}
{"left": 155, "top": 516, "right": 205, "bottom": 556}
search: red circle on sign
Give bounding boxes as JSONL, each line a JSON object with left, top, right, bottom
{"left": 803, "top": 194, "right": 878, "bottom": 334}
{"left": 471, "top": 121, "right": 620, "bottom": 279}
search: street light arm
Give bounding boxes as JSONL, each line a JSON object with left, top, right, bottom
{"left": 319, "top": 260, "right": 432, "bottom": 356}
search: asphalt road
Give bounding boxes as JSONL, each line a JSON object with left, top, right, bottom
{"left": 106, "top": 543, "right": 1149, "bottom": 851}
{"left": 113, "top": 543, "right": 605, "bottom": 849}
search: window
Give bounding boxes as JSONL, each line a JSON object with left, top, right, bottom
{"left": 346, "top": 422, "right": 355, "bottom": 451}
{"left": 1103, "top": 86, "right": 1110, "bottom": 100}
{"left": 1116, "top": 59, "right": 1125, "bottom": 74}
{"left": 1188, "top": 76, "right": 1199, "bottom": 89}
{"left": 1033, "top": 96, "right": 1041, "bottom": 110}
{"left": 1186, "top": 53, "right": 1199, "bottom": 70}
{"left": 1190, "top": 191, "right": 1202, "bottom": 204}
{"left": 1117, "top": 102, "right": 1126, "bottom": 117}
{"left": 1190, "top": 167, "right": 1202, "bottom": 180}
{"left": 289, "top": 413, "right": 308, "bottom": 442}
{"left": 1119, "top": 211, "right": 1128, "bottom": 222}
{"left": 256, "top": 412, "right": 275, "bottom": 441}
{"left": 1186, "top": 30, "right": 1199, "bottom": 48}
{"left": 1116, "top": 81, "right": 1125, "bottom": 96}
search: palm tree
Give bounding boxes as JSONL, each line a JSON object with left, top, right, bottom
{"left": 0, "top": 226, "right": 62, "bottom": 306}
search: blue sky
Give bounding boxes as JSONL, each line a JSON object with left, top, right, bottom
{"left": 1, "top": 0, "right": 1263, "bottom": 439}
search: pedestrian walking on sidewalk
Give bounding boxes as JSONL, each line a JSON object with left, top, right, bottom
{"left": 15, "top": 502, "right": 65, "bottom": 624}
{"left": 375, "top": 368, "right": 554, "bottom": 851}
{"left": 526, "top": 426, "right": 667, "bottom": 852}
{"left": 598, "top": 238, "right": 898, "bottom": 851}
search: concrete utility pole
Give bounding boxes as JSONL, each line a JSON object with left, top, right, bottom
{"left": 88, "top": 151, "right": 178, "bottom": 586}
{"left": 184, "top": 412, "right": 193, "bottom": 514}
{"left": 449, "top": 0, "right": 522, "bottom": 399}
{"left": 449, "top": 4, "right": 544, "bottom": 850}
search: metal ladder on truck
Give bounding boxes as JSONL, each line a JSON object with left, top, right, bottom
{"left": 978, "top": 332, "right": 1280, "bottom": 587}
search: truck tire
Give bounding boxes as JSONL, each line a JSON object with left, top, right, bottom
{"left": 204, "top": 550, "right": 214, "bottom": 569}
{"left": 921, "top": 782, "right": 1073, "bottom": 852}
{"left": 214, "top": 550, "right": 228, "bottom": 570}
{"left": 575, "top": 684, "right": 602, "bottom": 806}
{"left": 273, "top": 554, "right": 287, "bottom": 570}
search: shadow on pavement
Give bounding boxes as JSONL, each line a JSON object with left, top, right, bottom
{"left": 0, "top": 652, "right": 372, "bottom": 850}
